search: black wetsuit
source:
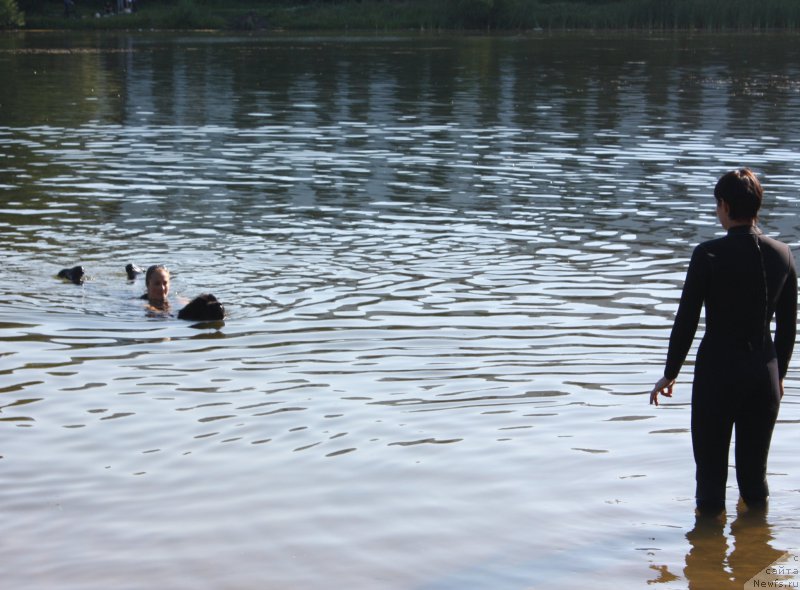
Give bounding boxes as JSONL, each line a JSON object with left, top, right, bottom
{"left": 664, "top": 225, "right": 797, "bottom": 512}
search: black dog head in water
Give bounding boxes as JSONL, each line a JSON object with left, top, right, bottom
{"left": 178, "top": 293, "right": 225, "bottom": 321}
{"left": 125, "top": 263, "right": 144, "bottom": 280}
{"left": 57, "top": 265, "right": 86, "bottom": 285}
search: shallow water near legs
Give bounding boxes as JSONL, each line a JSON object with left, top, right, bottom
{"left": 1, "top": 31, "right": 800, "bottom": 589}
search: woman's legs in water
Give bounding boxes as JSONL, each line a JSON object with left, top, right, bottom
{"left": 692, "top": 354, "right": 781, "bottom": 514}
{"left": 691, "top": 391, "right": 733, "bottom": 515}
{"left": 734, "top": 362, "right": 780, "bottom": 506}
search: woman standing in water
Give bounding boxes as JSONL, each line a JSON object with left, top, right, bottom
{"left": 650, "top": 169, "right": 797, "bottom": 516}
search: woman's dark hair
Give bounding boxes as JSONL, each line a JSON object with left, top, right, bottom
{"left": 714, "top": 168, "right": 763, "bottom": 220}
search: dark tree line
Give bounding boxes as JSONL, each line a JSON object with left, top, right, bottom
{"left": 6, "top": 0, "right": 800, "bottom": 30}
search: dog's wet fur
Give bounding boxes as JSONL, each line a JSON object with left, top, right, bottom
{"left": 57, "top": 265, "right": 85, "bottom": 285}
{"left": 178, "top": 293, "right": 225, "bottom": 321}
{"left": 125, "top": 263, "right": 144, "bottom": 280}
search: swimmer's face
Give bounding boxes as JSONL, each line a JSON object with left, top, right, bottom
{"left": 147, "top": 268, "right": 170, "bottom": 303}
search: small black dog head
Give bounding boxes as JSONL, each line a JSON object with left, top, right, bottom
{"left": 178, "top": 294, "right": 225, "bottom": 321}
{"left": 57, "top": 265, "right": 85, "bottom": 285}
{"left": 125, "top": 263, "right": 144, "bottom": 280}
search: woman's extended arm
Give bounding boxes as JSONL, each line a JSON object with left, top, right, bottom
{"left": 650, "top": 246, "right": 708, "bottom": 405}
{"left": 774, "top": 246, "right": 797, "bottom": 383}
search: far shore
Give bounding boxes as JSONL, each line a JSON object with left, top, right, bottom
{"left": 8, "top": 0, "right": 800, "bottom": 33}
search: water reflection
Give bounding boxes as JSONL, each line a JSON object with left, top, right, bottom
{"left": 683, "top": 503, "right": 785, "bottom": 589}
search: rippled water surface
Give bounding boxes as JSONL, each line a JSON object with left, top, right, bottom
{"left": 2, "top": 32, "right": 800, "bottom": 589}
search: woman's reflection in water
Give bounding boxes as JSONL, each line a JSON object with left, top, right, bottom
{"left": 684, "top": 500, "right": 784, "bottom": 589}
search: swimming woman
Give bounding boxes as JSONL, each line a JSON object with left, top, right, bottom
{"left": 139, "top": 264, "right": 224, "bottom": 320}
{"left": 650, "top": 169, "right": 797, "bottom": 516}
{"left": 141, "top": 264, "right": 171, "bottom": 310}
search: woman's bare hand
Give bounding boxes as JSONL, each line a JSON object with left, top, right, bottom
{"left": 650, "top": 376, "right": 675, "bottom": 406}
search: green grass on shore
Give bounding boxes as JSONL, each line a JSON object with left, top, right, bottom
{"left": 10, "top": 0, "right": 800, "bottom": 32}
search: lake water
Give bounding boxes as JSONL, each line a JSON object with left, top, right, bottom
{"left": 1, "top": 31, "right": 800, "bottom": 589}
